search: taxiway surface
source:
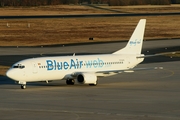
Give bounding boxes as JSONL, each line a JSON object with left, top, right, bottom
{"left": 0, "top": 39, "right": 180, "bottom": 120}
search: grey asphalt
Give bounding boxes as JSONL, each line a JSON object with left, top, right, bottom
{"left": 0, "top": 39, "right": 180, "bottom": 120}
{"left": 0, "top": 12, "right": 180, "bottom": 19}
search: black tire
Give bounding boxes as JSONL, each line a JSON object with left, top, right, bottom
{"left": 21, "top": 85, "right": 26, "bottom": 89}
{"left": 66, "top": 79, "right": 75, "bottom": 85}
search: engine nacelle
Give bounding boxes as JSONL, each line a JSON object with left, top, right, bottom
{"left": 77, "top": 73, "right": 97, "bottom": 84}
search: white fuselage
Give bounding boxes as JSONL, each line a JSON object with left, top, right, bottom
{"left": 6, "top": 54, "right": 144, "bottom": 83}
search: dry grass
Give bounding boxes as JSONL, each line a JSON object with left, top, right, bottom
{"left": 0, "top": 16, "right": 180, "bottom": 46}
{"left": 0, "top": 66, "right": 10, "bottom": 76}
{"left": 0, "top": 5, "right": 112, "bottom": 16}
{"left": 0, "top": 5, "right": 180, "bottom": 16}
{"left": 101, "top": 5, "right": 180, "bottom": 13}
{"left": 0, "top": 5, "right": 180, "bottom": 46}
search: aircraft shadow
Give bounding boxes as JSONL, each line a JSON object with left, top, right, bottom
{"left": 0, "top": 76, "right": 91, "bottom": 88}
{"left": 0, "top": 76, "right": 15, "bottom": 85}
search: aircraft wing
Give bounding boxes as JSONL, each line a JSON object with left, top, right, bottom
{"left": 94, "top": 67, "right": 163, "bottom": 77}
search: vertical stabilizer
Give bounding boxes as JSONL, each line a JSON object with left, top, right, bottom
{"left": 113, "top": 19, "right": 146, "bottom": 55}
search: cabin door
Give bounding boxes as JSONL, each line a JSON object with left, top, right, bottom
{"left": 32, "top": 62, "right": 38, "bottom": 74}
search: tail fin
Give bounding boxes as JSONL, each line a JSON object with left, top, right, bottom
{"left": 113, "top": 19, "right": 146, "bottom": 55}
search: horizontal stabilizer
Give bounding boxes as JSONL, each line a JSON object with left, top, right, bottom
{"left": 124, "top": 70, "right": 134, "bottom": 73}
{"left": 137, "top": 51, "right": 177, "bottom": 58}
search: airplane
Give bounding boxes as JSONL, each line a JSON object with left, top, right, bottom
{"left": 6, "top": 19, "right": 147, "bottom": 89}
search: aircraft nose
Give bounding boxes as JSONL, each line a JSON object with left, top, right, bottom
{"left": 6, "top": 69, "right": 15, "bottom": 80}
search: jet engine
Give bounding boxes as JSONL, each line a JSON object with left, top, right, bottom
{"left": 77, "top": 73, "right": 97, "bottom": 85}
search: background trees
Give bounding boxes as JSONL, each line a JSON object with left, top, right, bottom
{"left": 0, "top": 0, "right": 177, "bottom": 7}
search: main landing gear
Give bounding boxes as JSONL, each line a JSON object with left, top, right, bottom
{"left": 66, "top": 79, "right": 75, "bottom": 85}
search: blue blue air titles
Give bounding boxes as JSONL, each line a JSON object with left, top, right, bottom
{"left": 130, "top": 39, "right": 141, "bottom": 46}
{"left": 46, "top": 58, "right": 104, "bottom": 71}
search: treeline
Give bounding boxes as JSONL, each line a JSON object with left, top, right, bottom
{"left": 0, "top": 0, "right": 179, "bottom": 7}
{"left": 0, "top": 0, "right": 79, "bottom": 6}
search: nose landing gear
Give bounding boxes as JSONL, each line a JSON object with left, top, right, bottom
{"left": 21, "top": 84, "right": 26, "bottom": 89}
{"left": 19, "top": 81, "right": 27, "bottom": 89}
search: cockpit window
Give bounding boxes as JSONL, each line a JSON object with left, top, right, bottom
{"left": 13, "top": 66, "right": 19, "bottom": 68}
{"left": 19, "top": 66, "right": 25, "bottom": 69}
{"left": 13, "top": 64, "right": 25, "bottom": 69}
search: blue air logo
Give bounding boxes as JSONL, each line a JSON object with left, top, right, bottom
{"left": 130, "top": 39, "right": 141, "bottom": 46}
{"left": 46, "top": 58, "right": 104, "bottom": 71}
{"left": 84, "top": 58, "right": 104, "bottom": 68}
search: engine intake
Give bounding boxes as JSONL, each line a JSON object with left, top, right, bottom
{"left": 77, "top": 73, "right": 97, "bottom": 84}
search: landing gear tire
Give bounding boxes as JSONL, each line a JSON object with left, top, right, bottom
{"left": 21, "top": 85, "right": 26, "bottom": 89}
{"left": 66, "top": 79, "right": 75, "bottom": 85}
